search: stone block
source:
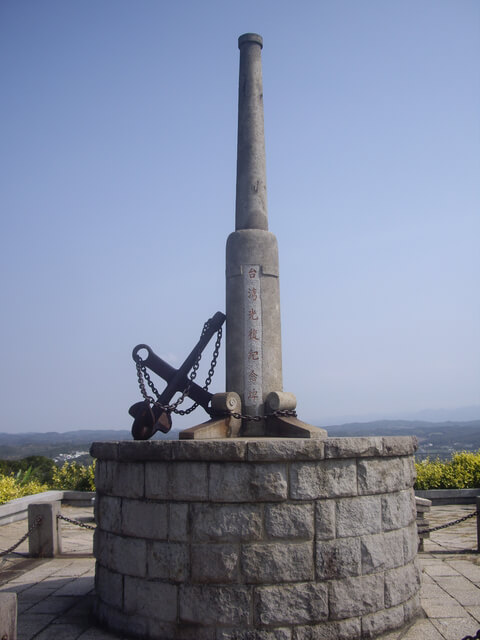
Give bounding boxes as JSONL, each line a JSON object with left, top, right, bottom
{"left": 191, "top": 544, "right": 239, "bottom": 582}
{"left": 315, "top": 500, "right": 336, "bottom": 540}
{"left": 247, "top": 439, "right": 325, "bottom": 461}
{"left": 336, "top": 495, "right": 382, "bottom": 537}
{"left": 28, "top": 501, "right": 61, "bottom": 557}
{"left": 124, "top": 575, "right": 177, "bottom": 622}
{"left": 191, "top": 503, "right": 263, "bottom": 541}
{"left": 255, "top": 582, "right": 328, "bottom": 625}
{"left": 90, "top": 441, "right": 119, "bottom": 460}
{"left": 385, "top": 561, "right": 421, "bottom": 607}
{"left": 382, "top": 436, "right": 418, "bottom": 456}
{"left": 95, "top": 563, "right": 123, "bottom": 609}
{"left": 360, "top": 529, "right": 404, "bottom": 574}
{"left": 169, "top": 503, "right": 189, "bottom": 541}
{"left": 0, "top": 592, "right": 17, "bottom": 640}
{"left": 171, "top": 461, "right": 208, "bottom": 500}
{"left": 144, "top": 462, "right": 169, "bottom": 499}
{"left": 174, "top": 625, "right": 216, "bottom": 640}
{"left": 265, "top": 503, "right": 314, "bottom": 539}
{"left": 329, "top": 574, "right": 384, "bottom": 619}
{"left": 403, "top": 591, "right": 421, "bottom": 622}
{"left": 316, "top": 537, "right": 361, "bottom": 579}
{"left": 219, "top": 629, "right": 292, "bottom": 640}
{"left": 122, "top": 499, "right": 168, "bottom": 539}
{"left": 241, "top": 541, "right": 313, "bottom": 583}
{"left": 324, "top": 437, "right": 383, "bottom": 459}
{"left": 292, "top": 618, "right": 362, "bottom": 640}
{"left": 95, "top": 530, "right": 146, "bottom": 577}
{"left": 357, "top": 458, "right": 408, "bottom": 495}
{"left": 361, "top": 604, "right": 405, "bottom": 638}
{"left": 179, "top": 585, "right": 251, "bottom": 625}
{"left": 209, "top": 463, "right": 288, "bottom": 502}
{"left": 118, "top": 440, "right": 172, "bottom": 461}
{"left": 172, "top": 439, "right": 247, "bottom": 461}
{"left": 381, "top": 489, "right": 416, "bottom": 531}
{"left": 96, "top": 460, "right": 144, "bottom": 498}
{"left": 95, "top": 494, "right": 121, "bottom": 532}
{"left": 147, "top": 541, "right": 189, "bottom": 581}
{"left": 290, "top": 459, "right": 357, "bottom": 500}
{"left": 403, "top": 521, "right": 419, "bottom": 563}
{"left": 94, "top": 599, "right": 150, "bottom": 638}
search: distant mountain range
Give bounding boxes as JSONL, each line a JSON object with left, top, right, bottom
{"left": 0, "top": 419, "right": 479, "bottom": 461}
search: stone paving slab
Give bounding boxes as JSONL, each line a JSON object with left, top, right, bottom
{"left": 1, "top": 504, "right": 480, "bottom": 639}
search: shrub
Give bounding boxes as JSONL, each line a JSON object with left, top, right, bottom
{"left": 0, "top": 475, "right": 49, "bottom": 504}
{"left": 51, "top": 461, "right": 95, "bottom": 492}
{"left": 415, "top": 450, "right": 480, "bottom": 490}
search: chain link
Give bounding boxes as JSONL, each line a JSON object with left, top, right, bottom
{"left": 228, "top": 408, "right": 298, "bottom": 421}
{"left": 462, "top": 629, "right": 480, "bottom": 640}
{"left": 0, "top": 516, "right": 43, "bottom": 557}
{"left": 135, "top": 321, "right": 222, "bottom": 416}
{"left": 418, "top": 509, "right": 479, "bottom": 534}
{"left": 57, "top": 513, "right": 96, "bottom": 530}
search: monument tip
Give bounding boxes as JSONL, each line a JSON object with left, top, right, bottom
{"left": 238, "top": 33, "right": 263, "bottom": 49}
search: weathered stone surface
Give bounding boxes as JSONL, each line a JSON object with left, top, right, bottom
{"left": 403, "top": 591, "right": 421, "bottom": 622}
{"left": 360, "top": 529, "right": 404, "bottom": 574}
{"left": 95, "top": 599, "right": 150, "bottom": 638}
{"left": 180, "top": 585, "right": 251, "bottom": 624}
{"left": 90, "top": 441, "right": 119, "bottom": 460}
{"left": 315, "top": 500, "right": 336, "bottom": 540}
{"left": 255, "top": 582, "right": 328, "bottom": 625}
{"left": 242, "top": 542, "right": 313, "bottom": 583}
{"left": 171, "top": 461, "right": 208, "bottom": 500}
{"left": 191, "top": 503, "right": 263, "bottom": 541}
{"left": 357, "top": 458, "right": 409, "bottom": 495}
{"left": 381, "top": 489, "right": 416, "bottom": 531}
{"left": 95, "top": 495, "right": 121, "bottom": 533}
{"left": 329, "top": 574, "right": 384, "bottom": 619}
{"left": 336, "top": 495, "right": 382, "bottom": 537}
{"left": 218, "top": 627, "right": 292, "bottom": 640}
{"left": 403, "top": 521, "right": 419, "bottom": 563}
{"left": 169, "top": 503, "right": 189, "bottom": 541}
{"left": 292, "top": 617, "right": 361, "bottom": 640}
{"left": 95, "top": 530, "right": 146, "bottom": 577}
{"left": 324, "top": 437, "right": 383, "bottom": 459}
{"left": 95, "top": 563, "right": 123, "bottom": 609}
{"left": 95, "top": 460, "right": 144, "bottom": 498}
{"left": 247, "top": 439, "right": 325, "bottom": 461}
{"left": 361, "top": 604, "right": 405, "bottom": 638}
{"left": 118, "top": 440, "right": 172, "bottom": 461}
{"left": 144, "top": 462, "right": 169, "bottom": 499}
{"left": 385, "top": 562, "right": 421, "bottom": 607}
{"left": 124, "top": 575, "right": 177, "bottom": 622}
{"left": 316, "top": 537, "right": 361, "bottom": 579}
{"left": 172, "top": 439, "right": 247, "bottom": 461}
{"left": 191, "top": 543, "right": 239, "bottom": 582}
{"left": 0, "top": 592, "right": 16, "bottom": 640}
{"left": 265, "top": 503, "right": 314, "bottom": 539}
{"left": 173, "top": 625, "right": 216, "bottom": 640}
{"left": 290, "top": 459, "right": 357, "bottom": 499}
{"left": 147, "top": 541, "right": 188, "bottom": 581}
{"left": 122, "top": 499, "right": 168, "bottom": 539}
{"left": 382, "top": 436, "right": 418, "bottom": 457}
{"left": 209, "top": 463, "right": 288, "bottom": 502}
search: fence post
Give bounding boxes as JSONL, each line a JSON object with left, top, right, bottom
{"left": 477, "top": 496, "right": 480, "bottom": 554}
{"left": 28, "top": 501, "right": 62, "bottom": 557}
{"left": 0, "top": 592, "right": 17, "bottom": 640}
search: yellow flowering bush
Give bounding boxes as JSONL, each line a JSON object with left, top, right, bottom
{"left": 51, "top": 461, "right": 95, "bottom": 492}
{"left": 415, "top": 451, "right": 480, "bottom": 490}
{"left": 0, "top": 475, "right": 49, "bottom": 504}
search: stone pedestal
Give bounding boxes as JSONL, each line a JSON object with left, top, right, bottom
{"left": 91, "top": 437, "right": 421, "bottom": 640}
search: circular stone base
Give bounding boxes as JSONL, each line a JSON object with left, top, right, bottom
{"left": 91, "top": 437, "right": 421, "bottom": 639}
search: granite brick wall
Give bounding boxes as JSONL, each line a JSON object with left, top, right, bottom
{"left": 91, "top": 437, "right": 420, "bottom": 640}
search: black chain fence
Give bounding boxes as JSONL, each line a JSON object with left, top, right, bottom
{"left": 418, "top": 509, "right": 479, "bottom": 535}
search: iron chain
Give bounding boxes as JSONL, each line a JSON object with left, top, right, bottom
{"left": 135, "top": 320, "right": 223, "bottom": 416}
{"left": 57, "top": 513, "right": 96, "bottom": 530}
{"left": 462, "top": 630, "right": 480, "bottom": 640}
{"left": 0, "top": 515, "right": 43, "bottom": 557}
{"left": 227, "top": 408, "right": 298, "bottom": 421}
{"left": 418, "top": 509, "right": 479, "bottom": 534}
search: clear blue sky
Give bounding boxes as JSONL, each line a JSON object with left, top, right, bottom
{"left": 1, "top": 0, "right": 479, "bottom": 433}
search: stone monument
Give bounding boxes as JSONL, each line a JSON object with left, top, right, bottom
{"left": 91, "top": 33, "right": 421, "bottom": 640}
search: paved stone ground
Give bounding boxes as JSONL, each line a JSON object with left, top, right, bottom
{"left": 1, "top": 504, "right": 480, "bottom": 639}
